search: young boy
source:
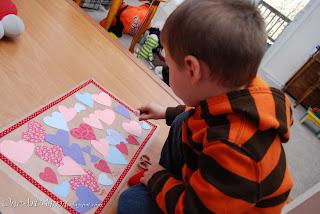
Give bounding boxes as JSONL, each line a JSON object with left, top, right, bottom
{"left": 118, "top": 0, "right": 293, "bottom": 213}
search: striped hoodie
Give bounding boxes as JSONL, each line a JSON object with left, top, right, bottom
{"left": 147, "top": 77, "right": 293, "bottom": 213}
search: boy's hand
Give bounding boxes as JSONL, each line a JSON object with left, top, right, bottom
{"left": 140, "top": 162, "right": 165, "bottom": 186}
{"left": 137, "top": 103, "right": 166, "bottom": 121}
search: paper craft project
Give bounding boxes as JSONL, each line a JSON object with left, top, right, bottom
{"left": 0, "top": 80, "right": 157, "bottom": 214}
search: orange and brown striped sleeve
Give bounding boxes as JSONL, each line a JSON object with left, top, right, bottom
{"left": 147, "top": 140, "right": 260, "bottom": 214}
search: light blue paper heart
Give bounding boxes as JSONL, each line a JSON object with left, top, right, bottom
{"left": 74, "top": 103, "right": 86, "bottom": 113}
{"left": 73, "top": 186, "right": 101, "bottom": 213}
{"left": 75, "top": 92, "right": 94, "bottom": 108}
{"left": 105, "top": 146, "right": 128, "bottom": 165}
{"left": 43, "top": 111, "right": 69, "bottom": 131}
{"left": 106, "top": 129, "right": 127, "bottom": 145}
{"left": 98, "top": 173, "right": 113, "bottom": 186}
{"left": 53, "top": 181, "right": 70, "bottom": 198}
{"left": 141, "top": 121, "right": 152, "bottom": 130}
{"left": 113, "top": 105, "right": 131, "bottom": 120}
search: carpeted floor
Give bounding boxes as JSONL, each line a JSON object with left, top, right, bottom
{"left": 83, "top": 2, "right": 320, "bottom": 200}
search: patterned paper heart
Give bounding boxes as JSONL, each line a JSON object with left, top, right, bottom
{"left": 122, "top": 121, "right": 142, "bottom": 137}
{"left": 126, "top": 135, "right": 140, "bottom": 145}
{"left": 22, "top": 121, "right": 46, "bottom": 143}
{"left": 45, "top": 130, "right": 69, "bottom": 148}
{"left": 83, "top": 113, "right": 103, "bottom": 130}
{"left": 116, "top": 142, "right": 128, "bottom": 155}
{"left": 94, "top": 160, "right": 111, "bottom": 173}
{"left": 58, "top": 105, "right": 76, "bottom": 122}
{"left": 0, "top": 140, "right": 35, "bottom": 164}
{"left": 58, "top": 156, "right": 86, "bottom": 176}
{"left": 71, "top": 123, "right": 96, "bottom": 140}
{"left": 95, "top": 109, "right": 115, "bottom": 125}
{"left": 69, "top": 170, "right": 99, "bottom": 192}
{"left": 35, "top": 145, "right": 63, "bottom": 166}
{"left": 91, "top": 139, "right": 109, "bottom": 157}
{"left": 93, "top": 92, "right": 111, "bottom": 106}
{"left": 39, "top": 167, "right": 58, "bottom": 184}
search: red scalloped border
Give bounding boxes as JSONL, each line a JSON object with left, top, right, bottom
{"left": 0, "top": 79, "right": 157, "bottom": 214}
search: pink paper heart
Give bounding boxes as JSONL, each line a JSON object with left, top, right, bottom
{"left": 22, "top": 121, "right": 45, "bottom": 143}
{"left": 35, "top": 145, "right": 63, "bottom": 166}
{"left": 71, "top": 123, "right": 96, "bottom": 140}
{"left": 116, "top": 142, "right": 128, "bottom": 155}
{"left": 95, "top": 109, "right": 115, "bottom": 125}
{"left": 0, "top": 140, "right": 35, "bottom": 164}
{"left": 93, "top": 92, "right": 111, "bottom": 106}
{"left": 39, "top": 167, "right": 58, "bottom": 184}
{"left": 122, "top": 121, "right": 142, "bottom": 137}
{"left": 58, "top": 156, "right": 86, "bottom": 176}
{"left": 69, "top": 170, "right": 99, "bottom": 192}
{"left": 91, "top": 139, "right": 109, "bottom": 157}
{"left": 83, "top": 113, "right": 103, "bottom": 129}
{"left": 58, "top": 105, "right": 77, "bottom": 122}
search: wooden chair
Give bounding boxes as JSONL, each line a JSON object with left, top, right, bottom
{"left": 100, "top": 0, "right": 167, "bottom": 53}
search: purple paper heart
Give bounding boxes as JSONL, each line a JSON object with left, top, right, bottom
{"left": 64, "top": 143, "right": 86, "bottom": 165}
{"left": 81, "top": 145, "right": 91, "bottom": 154}
{"left": 113, "top": 105, "right": 131, "bottom": 120}
{"left": 45, "top": 130, "right": 69, "bottom": 148}
{"left": 90, "top": 155, "right": 100, "bottom": 163}
{"left": 73, "top": 186, "right": 101, "bottom": 213}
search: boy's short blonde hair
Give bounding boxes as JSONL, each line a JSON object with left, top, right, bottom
{"left": 161, "top": 0, "right": 266, "bottom": 88}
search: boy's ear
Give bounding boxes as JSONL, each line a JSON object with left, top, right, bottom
{"left": 184, "top": 55, "right": 202, "bottom": 85}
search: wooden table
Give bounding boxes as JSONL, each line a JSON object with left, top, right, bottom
{"left": 0, "top": 0, "right": 180, "bottom": 213}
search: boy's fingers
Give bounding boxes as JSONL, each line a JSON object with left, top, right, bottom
{"left": 139, "top": 114, "right": 151, "bottom": 121}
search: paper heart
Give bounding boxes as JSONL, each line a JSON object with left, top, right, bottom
{"left": 35, "top": 145, "right": 63, "bottom": 166}
{"left": 98, "top": 173, "right": 113, "bottom": 186}
{"left": 114, "top": 105, "right": 131, "bottom": 120}
{"left": 122, "top": 121, "right": 142, "bottom": 137}
{"left": 71, "top": 123, "right": 96, "bottom": 140}
{"left": 91, "top": 139, "right": 109, "bottom": 157}
{"left": 126, "top": 135, "right": 140, "bottom": 146}
{"left": 94, "top": 160, "right": 111, "bottom": 173}
{"left": 90, "top": 155, "right": 100, "bottom": 163}
{"left": 22, "top": 121, "right": 46, "bottom": 143}
{"left": 58, "top": 105, "right": 76, "bottom": 122}
{"left": 53, "top": 181, "right": 70, "bottom": 198}
{"left": 116, "top": 142, "right": 128, "bottom": 155}
{"left": 0, "top": 140, "right": 35, "bottom": 164}
{"left": 141, "top": 121, "right": 152, "bottom": 130}
{"left": 69, "top": 170, "right": 99, "bottom": 192}
{"left": 105, "top": 146, "right": 128, "bottom": 165}
{"left": 43, "top": 111, "right": 69, "bottom": 131}
{"left": 64, "top": 143, "right": 86, "bottom": 165}
{"left": 74, "top": 103, "right": 86, "bottom": 113}
{"left": 81, "top": 145, "right": 91, "bottom": 154}
{"left": 75, "top": 92, "right": 94, "bottom": 108}
{"left": 95, "top": 109, "right": 115, "bottom": 125}
{"left": 45, "top": 130, "right": 69, "bottom": 148}
{"left": 39, "top": 167, "right": 58, "bottom": 184}
{"left": 106, "top": 129, "right": 127, "bottom": 145}
{"left": 73, "top": 186, "right": 101, "bottom": 213}
{"left": 93, "top": 92, "right": 112, "bottom": 106}
{"left": 58, "top": 156, "right": 86, "bottom": 176}
{"left": 83, "top": 113, "right": 103, "bottom": 130}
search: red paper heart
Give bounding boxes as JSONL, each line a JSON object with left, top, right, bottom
{"left": 94, "top": 160, "right": 111, "bottom": 173}
{"left": 126, "top": 135, "right": 139, "bottom": 145}
{"left": 39, "top": 167, "right": 58, "bottom": 184}
{"left": 116, "top": 142, "right": 128, "bottom": 155}
{"left": 70, "top": 123, "right": 96, "bottom": 140}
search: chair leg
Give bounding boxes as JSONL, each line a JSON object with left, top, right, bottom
{"left": 100, "top": 0, "right": 123, "bottom": 30}
{"left": 129, "top": 1, "right": 161, "bottom": 53}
